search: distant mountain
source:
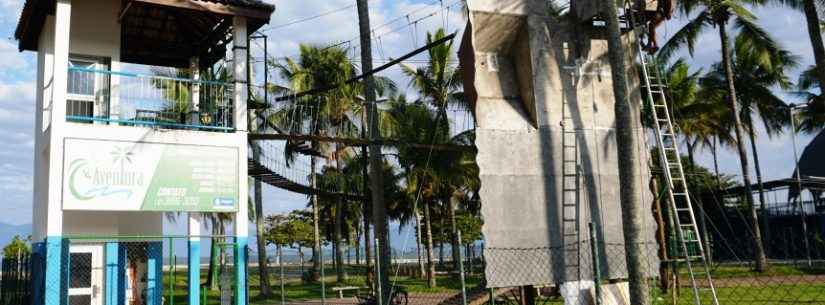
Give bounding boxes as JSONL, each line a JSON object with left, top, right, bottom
{"left": 0, "top": 223, "right": 31, "bottom": 246}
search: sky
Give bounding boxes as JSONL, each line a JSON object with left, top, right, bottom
{"left": 0, "top": 0, "right": 818, "bottom": 245}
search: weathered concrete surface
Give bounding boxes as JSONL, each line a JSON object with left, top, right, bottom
{"left": 460, "top": 0, "right": 659, "bottom": 288}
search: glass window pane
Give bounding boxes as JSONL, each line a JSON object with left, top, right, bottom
{"left": 67, "top": 100, "right": 94, "bottom": 118}
{"left": 69, "top": 252, "right": 92, "bottom": 288}
{"left": 68, "top": 60, "right": 96, "bottom": 96}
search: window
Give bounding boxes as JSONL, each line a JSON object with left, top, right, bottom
{"left": 67, "top": 58, "right": 109, "bottom": 121}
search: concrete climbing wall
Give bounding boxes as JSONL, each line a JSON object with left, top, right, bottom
{"left": 459, "top": 0, "right": 660, "bottom": 288}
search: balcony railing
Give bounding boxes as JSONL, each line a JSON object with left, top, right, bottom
{"left": 66, "top": 67, "right": 234, "bottom": 131}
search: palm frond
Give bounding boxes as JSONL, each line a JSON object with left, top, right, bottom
{"left": 658, "top": 11, "right": 712, "bottom": 62}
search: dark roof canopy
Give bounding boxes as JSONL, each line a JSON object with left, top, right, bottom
{"left": 795, "top": 129, "right": 825, "bottom": 180}
{"left": 15, "top": 0, "right": 274, "bottom": 68}
{"left": 718, "top": 129, "right": 825, "bottom": 198}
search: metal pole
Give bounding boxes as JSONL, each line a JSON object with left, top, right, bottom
{"left": 321, "top": 242, "right": 327, "bottom": 305}
{"left": 790, "top": 105, "right": 813, "bottom": 267}
{"left": 280, "top": 248, "right": 286, "bottom": 305}
{"left": 375, "top": 238, "right": 383, "bottom": 305}
{"left": 457, "top": 230, "right": 468, "bottom": 305}
{"left": 169, "top": 237, "right": 174, "bottom": 305}
{"left": 263, "top": 35, "right": 268, "bottom": 105}
{"left": 489, "top": 288, "right": 495, "bottom": 305}
{"left": 589, "top": 222, "right": 602, "bottom": 305}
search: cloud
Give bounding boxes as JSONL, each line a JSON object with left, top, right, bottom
{"left": 0, "top": 0, "right": 23, "bottom": 25}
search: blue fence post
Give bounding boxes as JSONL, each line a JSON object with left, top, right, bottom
{"left": 104, "top": 242, "right": 122, "bottom": 305}
{"left": 147, "top": 242, "right": 163, "bottom": 305}
{"left": 235, "top": 237, "right": 248, "bottom": 305}
{"left": 44, "top": 237, "right": 63, "bottom": 305}
{"left": 189, "top": 237, "right": 201, "bottom": 305}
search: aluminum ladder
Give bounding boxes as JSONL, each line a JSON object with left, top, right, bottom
{"left": 620, "top": 3, "right": 721, "bottom": 305}
{"left": 561, "top": 89, "right": 582, "bottom": 282}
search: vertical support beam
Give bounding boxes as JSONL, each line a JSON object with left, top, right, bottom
{"left": 233, "top": 17, "right": 248, "bottom": 132}
{"left": 233, "top": 15, "right": 250, "bottom": 305}
{"left": 146, "top": 242, "right": 163, "bottom": 305}
{"left": 45, "top": 2, "right": 70, "bottom": 304}
{"left": 105, "top": 242, "right": 121, "bottom": 305}
{"left": 189, "top": 57, "right": 201, "bottom": 125}
{"left": 188, "top": 213, "right": 202, "bottom": 305}
{"left": 44, "top": 237, "right": 64, "bottom": 305}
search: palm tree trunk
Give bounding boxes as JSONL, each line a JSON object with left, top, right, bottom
{"left": 299, "top": 248, "right": 305, "bottom": 276}
{"left": 712, "top": 136, "right": 722, "bottom": 188}
{"left": 415, "top": 208, "right": 426, "bottom": 278}
{"left": 803, "top": 0, "right": 825, "bottom": 91}
{"left": 334, "top": 203, "right": 345, "bottom": 282}
{"left": 335, "top": 156, "right": 346, "bottom": 282}
{"left": 311, "top": 154, "right": 322, "bottom": 281}
{"left": 650, "top": 177, "right": 671, "bottom": 291}
{"left": 602, "top": 0, "right": 649, "bottom": 302}
{"left": 438, "top": 213, "right": 445, "bottom": 267}
{"left": 356, "top": 0, "right": 391, "bottom": 299}
{"left": 361, "top": 89, "right": 373, "bottom": 274}
{"left": 747, "top": 119, "right": 770, "bottom": 257}
{"left": 363, "top": 207, "right": 372, "bottom": 269}
{"left": 355, "top": 220, "right": 361, "bottom": 265}
{"left": 718, "top": 21, "right": 767, "bottom": 272}
{"left": 447, "top": 195, "right": 461, "bottom": 274}
{"left": 424, "top": 201, "right": 437, "bottom": 287}
{"left": 206, "top": 222, "right": 221, "bottom": 290}
{"left": 252, "top": 144, "right": 273, "bottom": 297}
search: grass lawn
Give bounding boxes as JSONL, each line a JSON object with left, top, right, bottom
{"left": 676, "top": 263, "right": 825, "bottom": 279}
{"left": 159, "top": 264, "right": 825, "bottom": 305}
{"left": 162, "top": 265, "right": 484, "bottom": 305}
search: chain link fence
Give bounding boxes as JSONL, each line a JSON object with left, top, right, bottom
{"left": 480, "top": 231, "right": 825, "bottom": 305}
{"left": 24, "top": 236, "right": 241, "bottom": 305}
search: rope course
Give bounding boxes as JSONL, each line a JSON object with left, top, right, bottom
{"left": 268, "top": 0, "right": 464, "bottom": 64}
{"left": 243, "top": 1, "right": 474, "bottom": 210}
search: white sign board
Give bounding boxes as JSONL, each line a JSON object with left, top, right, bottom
{"left": 62, "top": 138, "right": 239, "bottom": 212}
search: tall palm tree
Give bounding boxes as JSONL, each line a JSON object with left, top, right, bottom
{"left": 355, "top": 0, "right": 393, "bottom": 298}
{"left": 384, "top": 98, "right": 447, "bottom": 287}
{"left": 659, "top": 0, "right": 771, "bottom": 271}
{"left": 701, "top": 34, "right": 798, "bottom": 251}
{"left": 274, "top": 44, "right": 357, "bottom": 282}
{"left": 250, "top": 147, "right": 273, "bottom": 296}
{"left": 400, "top": 28, "right": 467, "bottom": 273}
{"left": 273, "top": 43, "right": 397, "bottom": 282}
